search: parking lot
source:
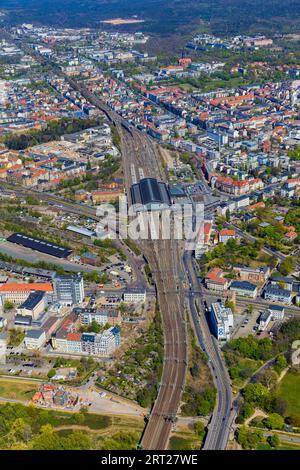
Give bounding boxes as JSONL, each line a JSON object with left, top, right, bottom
{"left": 0, "top": 354, "right": 54, "bottom": 378}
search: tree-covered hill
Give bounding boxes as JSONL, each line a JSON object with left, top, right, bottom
{"left": 1, "top": 0, "right": 300, "bottom": 36}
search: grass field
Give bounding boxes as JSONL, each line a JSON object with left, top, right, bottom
{"left": 0, "top": 378, "right": 38, "bottom": 400}
{"left": 0, "top": 400, "right": 145, "bottom": 450}
{"left": 169, "top": 423, "right": 203, "bottom": 450}
{"left": 278, "top": 370, "right": 300, "bottom": 417}
{"left": 277, "top": 442, "right": 300, "bottom": 450}
{"left": 169, "top": 434, "right": 199, "bottom": 450}
{"left": 231, "top": 358, "right": 263, "bottom": 388}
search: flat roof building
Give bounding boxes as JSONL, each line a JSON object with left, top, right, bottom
{"left": 66, "top": 225, "right": 96, "bottom": 238}
{"left": 53, "top": 274, "right": 84, "bottom": 306}
{"left": 74, "top": 307, "right": 122, "bottom": 326}
{"left": 210, "top": 301, "right": 234, "bottom": 340}
{"left": 7, "top": 233, "right": 72, "bottom": 259}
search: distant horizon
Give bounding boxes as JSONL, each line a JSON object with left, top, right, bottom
{"left": 1, "top": 1, "right": 300, "bottom": 38}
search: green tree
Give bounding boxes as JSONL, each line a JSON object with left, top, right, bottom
{"left": 88, "top": 320, "right": 101, "bottom": 334}
{"left": 278, "top": 257, "right": 295, "bottom": 276}
{"left": 263, "top": 413, "right": 284, "bottom": 430}
{"left": 47, "top": 368, "right": 56, "bottom": 379}
{"left": 119, "top": 302, "right": 128, "bottom": 314}
{"left": 224, "top": 299, "right": 235, "bottom": 313}
{"left": 4, "top": 300, "right": 14, "bottom": 311}
{"left": 30, "top": 424, "right": 62, "bottom": 450}
{"left": 273, "top": 355, "right": 287, "bottom": 374}
{"left": 267, "top": 433, "right": 280, "bottom": 448}
{"left": 259, "top": 369, "right": 278, "bottom": 390}
{"left": 194, "top": 421, "right": 205, "bottom": 439}
{"left": 247, "top": 304, "right": 254, "bottom": 315}
{"left": 243, "top": 383, "right": 269, "bottom": 408}
{"left": 236, "top": 426, "right": 263, "bottom": 450}
{"left": 236, "top": 402, "right": 254, "bottom": 424}
{"left": 61, "top": 430, "right": 92, "bottom": 450}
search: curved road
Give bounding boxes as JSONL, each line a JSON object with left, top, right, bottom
{"left": 183, "top": 250, "right": 237, "bottom": 450}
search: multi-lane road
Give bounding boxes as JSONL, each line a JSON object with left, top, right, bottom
{"left": 183, "top": 250, "right": 237, "bottom": 450}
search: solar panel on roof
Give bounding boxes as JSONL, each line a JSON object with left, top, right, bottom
{"left": 6, "top": 233, "right": 72, "bottom": 259}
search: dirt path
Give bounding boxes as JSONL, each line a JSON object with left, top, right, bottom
{"left": 54, "top": 424, "right": 109, "bottom": 435}
{"left": 245, "top": 408, "right": 268, "bottom": 426}
{"left": 54, "top": 422, "right": 142, "bottom": 437}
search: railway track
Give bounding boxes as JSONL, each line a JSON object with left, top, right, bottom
{"left": 119, "top": 127, "right": 188, "bottom": 450}
{"left": 0, "top": 30, "right": 189, "bottom": 450}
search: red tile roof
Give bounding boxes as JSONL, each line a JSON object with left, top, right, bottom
{"left": 0, "top": 282, "right": 53, "bottom": 292}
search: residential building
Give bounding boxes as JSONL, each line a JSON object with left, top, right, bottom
{"left": 74, "top": 307, "right": 122, "bottom": 326}
{"left": 195, "top": 221, "right": 213, "bottom": 259}
{"left": 14, "top": 315, "right": 32, "bottom": 327}
{"left": 230, "top": 280, "right": 258, "bottom": 298}
{"left": 81, "top": 327, "right": 121, "bottom": 356}
{"left": 42, "top": 316, "right": 62, "bottom": 340}
{"left": 205, "top": 268, "right": 229, "bottom": 291}
{"left": 91, "top": 188, "right": 123, "bottom": 204}
{"left": 258, "top": 311, "right": 272, "bottom": 331}
{"left": 53, "top": 327, "right": 120, "bottom": 357}
{"left": 24, "top": 329, "right": 46, "bottom": 350}
{"left": 233, "top": 265, "right": 270, "bottom": 284}
{"left": 219, "top": 229, "right": 235, "bottom": 243}
{"left": 264, "top": 286, "right": 293, "bottom": 304}
{"left": 268, "top": 305, "right": 285, "bottom": 321}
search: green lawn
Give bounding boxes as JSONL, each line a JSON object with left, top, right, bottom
{"left": 278, "top": 371, "right": 300, "bottom": 417}
{"left": 277, "top": 443, "right": 300, "bottom": 450}
{"left": 169, "top": 435, "right": 199, "bottom": 450}
{"left": 0, "top": 378, "right": 37, "bottom": 400}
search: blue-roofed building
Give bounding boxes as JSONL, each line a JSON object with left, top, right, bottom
{"left": 264, "top": 286, "right": 293, "bottom": 305}
{"left": 7, "top": 233, "right": 72, "bottom": 259}
{"left": 81, "top": 327, "right": 121, "bottom": 357}
{"left": 268, "top": 305, "right": 285, "bottom": 320}
{"left": 230, "top": 280, "right": 258, "bottom": 298}
{"left": 16, "top": 291, "right": 45, "bottom": 320}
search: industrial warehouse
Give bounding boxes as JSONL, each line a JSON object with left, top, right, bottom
{"left": 6, "top": 233, "right": 73, "bottom": 259}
